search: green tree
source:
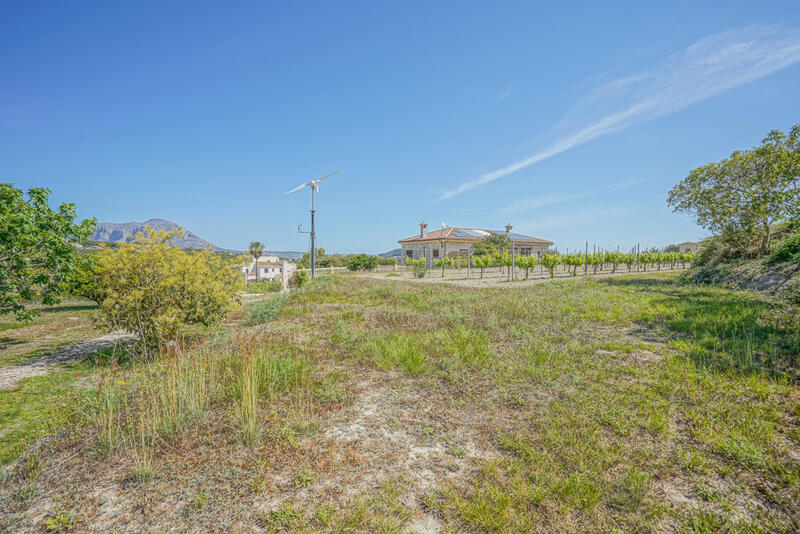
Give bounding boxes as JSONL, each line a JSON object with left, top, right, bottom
{"left": 92, "top": 227, "right": 241, "bottom": 348}
{"left": 298, "top": 248, "right": 326, "bottom": 269}
{"left": 248, "top": 241, "right": 265, "bottom": 282}
{"left": 347, "top": 254, "right": 378, "bottom": 272}
{"left": 668, "top": 125, "right": 800, "bottom": 254}
{"left": 472, "top": 233, "right": 513, "bottom": 256}
{"left": 0, "top": 184, "right": 96, "bottom": 320}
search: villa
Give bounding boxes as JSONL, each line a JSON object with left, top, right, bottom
{"left": 241, "top": 255, "right": 296, "bottom": 282}
{"left": 399, "top": 222, "right": 552, "bottom": 264}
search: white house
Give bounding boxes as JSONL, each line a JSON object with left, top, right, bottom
{"left": 677, "top": 241, "right": 705, "bottom": 253}
{"left": 399, "top": 222, "right": 552, "bottom": 265}
{"left": 242, "top": 255, "right": 296, "bottom": 282}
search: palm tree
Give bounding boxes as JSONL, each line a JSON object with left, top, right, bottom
{"left": 248, "top": 241, "right": 265, "bottom": 282}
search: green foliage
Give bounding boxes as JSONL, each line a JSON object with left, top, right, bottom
{"left": 347, "top": 253, "right": 378, "bottom": 272}
{"left": 91, "top": 227, "right": 241, "bottom": 347}
{"left": 433, "top": 256, "right": 453, "bottom": 276}
{"left": 0, "top": 184, "right": 96, "bottom": 320}
{"left": 244, "top": 279, "right": 281, "bottom": 294}
{"left": 668, "top": 125, "right": 800, "bottom": 255}
{"left": 376, "top": 256, "right": 397, "bottom": 266}
{"left": 541, "top": 254, "right": 560, "bottom": 278}
{"left": 405, "top": 256, "right": 426, "bottom": 278}
{"left": 244, "top": 295, "right": 289, "bottom": 326}
{"left": 769, "top": 225, "right": 800, "bottom": 265}
{"left": 293, "top": 270, "right": 309, "bottom": 287}
{"left": 473, "top": 254, "right": 493, "bottom": 278}
{"left": 472, "top": 233, "right": 513, "bottom": 256}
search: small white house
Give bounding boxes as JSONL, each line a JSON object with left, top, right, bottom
{"left": 242, "top": 255, "right": 296, "bottom": 282}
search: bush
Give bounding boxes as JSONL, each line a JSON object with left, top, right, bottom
{"left": 293, "top": 270, "right": 308, "bottom": 288}
{"left": 347, "top": 254, "right": 378, "bottom": 272}
{"left": 245, "top": 279, "right": 281, "bottom": 294}
{"left": 90, "top": 227, "right": 241, "bottom": 347}
{"left": 405, "top": 257, "right": 426, "bottom": 278}
{"left": 769, "top": 228, "right": 800, "bottom": 265}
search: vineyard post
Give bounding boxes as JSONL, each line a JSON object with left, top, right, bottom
{"left": 467, "top": 246, "right": 471, "bottom": 279}
{"left": 584, "top": 241, "right": 588, "bottom": 275}
{"left": 511, "top": 244, "right": 515, "bottom": 281}
{"left": 636, "top": 243, "right": 640, "bottom": 272}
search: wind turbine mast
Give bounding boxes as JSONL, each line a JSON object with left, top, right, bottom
{"left": 281, "top": 169, "right": 342, "bottom": 279}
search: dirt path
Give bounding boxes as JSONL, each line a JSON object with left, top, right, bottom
{"left": 0, "top": 331, "right": 136, "bottom": 391}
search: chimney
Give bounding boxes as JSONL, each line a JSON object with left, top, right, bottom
{"left": 419, "top": 221, "right": 428, "bottom": 238}
{"left": 505, "top": 223, "right": 513, "bottom": 234}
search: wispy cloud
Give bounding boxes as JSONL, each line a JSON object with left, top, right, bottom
{"left": 498, "top": 87, "right": 513, "bottom": 101}
{"left": 440, "top": 26, "right": 800, "bottom": 200}
{"left": 502, "top": 179, "right": 640, "bottom": 213}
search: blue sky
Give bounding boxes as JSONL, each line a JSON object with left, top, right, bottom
{"left": 2, "top": 1, "right": 800, "bottom": 253}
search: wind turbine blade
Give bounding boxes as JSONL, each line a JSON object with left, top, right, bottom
{"left": 281, "top": 182, "right": 310, "bottom": 196}
{"left": 314, "top": 169, "right": 342, "bottom": 184}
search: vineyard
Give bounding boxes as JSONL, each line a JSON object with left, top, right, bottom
{"left": 404, "top": 250, "right": 695, "bottom": 282}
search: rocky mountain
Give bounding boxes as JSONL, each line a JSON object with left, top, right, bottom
{"left": 90, "top": 219, "right": 305, "bottom": 260}
{"left": 90, "top": 218, "right": 224, "bottom": 251}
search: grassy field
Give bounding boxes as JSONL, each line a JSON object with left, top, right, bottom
{"left": 0, "top": 301, "right": 104, "bottom": 466}
{"left": 0, "top": 301, "right": 101, "bottom": 369}
{"left": 1, "top": 273, "right": 799, "bottom": 532}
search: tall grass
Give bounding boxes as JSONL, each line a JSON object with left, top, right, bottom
{"left": 84, "top": 333, "right": 319, "bottom": 474}
{"left": 238, "top": 348, "right": 260, "bottom": 446}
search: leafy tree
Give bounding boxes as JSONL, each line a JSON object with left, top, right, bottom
{"left": 347, "top": 253, "right": 378, "bottom": 272}
{"left": 298, "top": 248, "right": 326, "bottom": 268}
{"left": 472, "top": 233, "right": 512, "bottom": 256}
{"left": 668, "top": 125, "right": 800, "bottom": 254}
{"left": 91, "top": 227, "right": 241, "bottom": 348}
{"left": 0, "top": 184, "right": 95, "bottom": 320}
{"left": 248, "top": 241, "right": 265, "bottom": 282}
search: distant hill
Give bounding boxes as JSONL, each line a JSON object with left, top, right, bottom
{"left": 379, "top": 248, "right": 402, "bottom": 257}
{"left": 90, "top": 218, "right": 304, "bottom": 260}
{"left": 91, "top": 218, "right": 225, "bottom": 250}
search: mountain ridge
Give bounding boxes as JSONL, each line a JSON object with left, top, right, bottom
{"left": 90, "top": 218, "right": 305, "bottom": 260}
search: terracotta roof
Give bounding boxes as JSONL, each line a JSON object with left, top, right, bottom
{"left": 399, "top": 227, "right": 552, "bottom": 245}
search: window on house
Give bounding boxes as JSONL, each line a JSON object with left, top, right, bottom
{"left": 406, "top": 250, "right": 413, "bottom": 258}
{"left": 433, "top": 249, "right": 439, "bottom": 258}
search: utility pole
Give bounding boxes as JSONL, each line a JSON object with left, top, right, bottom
{"left": 310, "top": 186, "right": 316, "bottom": 279}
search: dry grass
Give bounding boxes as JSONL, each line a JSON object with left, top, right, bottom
{"left": 1, "top": 273, "right": 799, "bottom": 532}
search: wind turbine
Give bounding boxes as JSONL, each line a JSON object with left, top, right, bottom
{"left": 281, "top": 169, "right": 342, "bottom": 279}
